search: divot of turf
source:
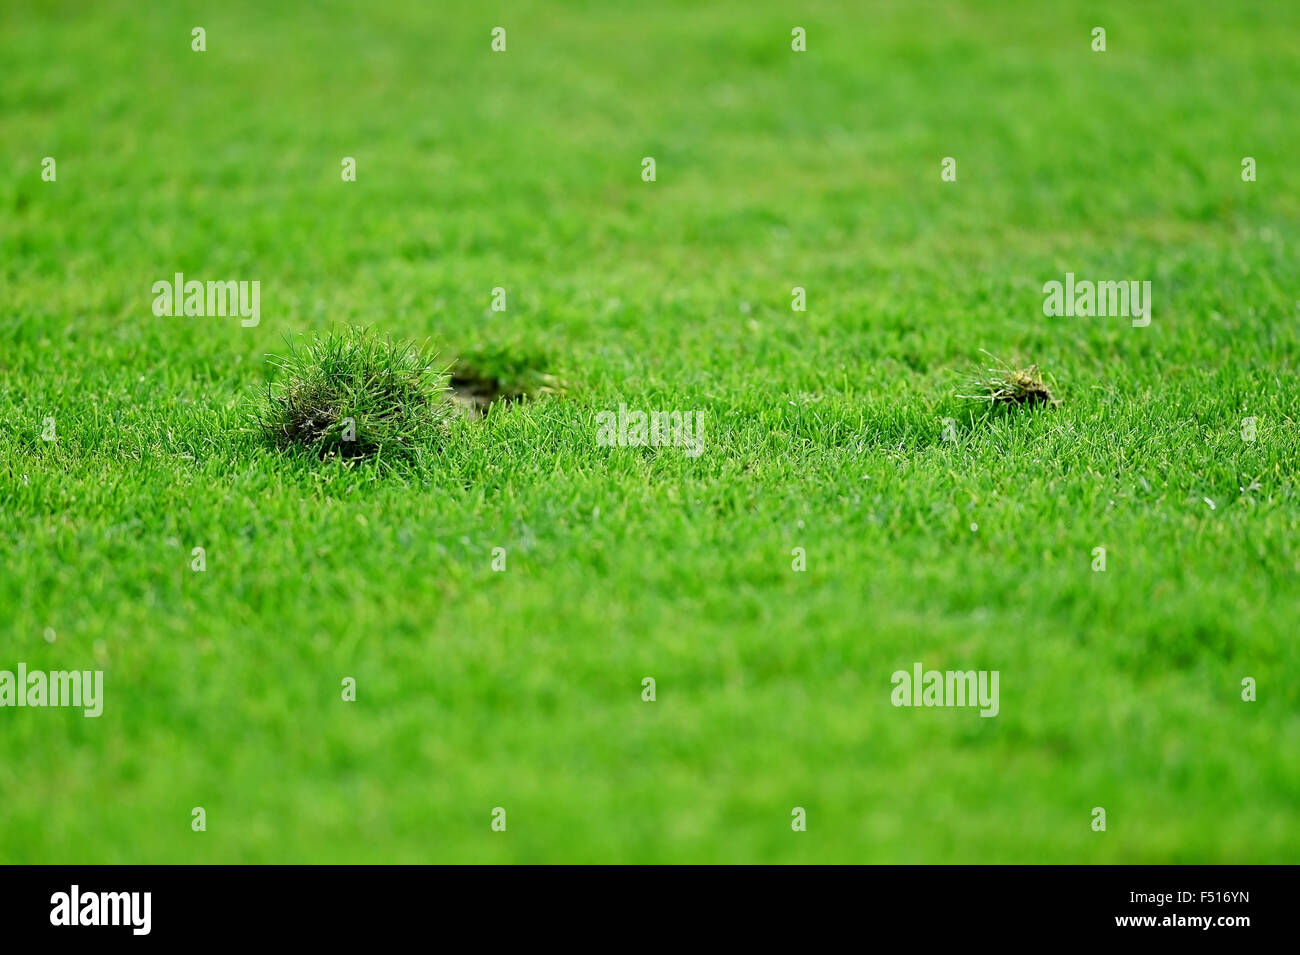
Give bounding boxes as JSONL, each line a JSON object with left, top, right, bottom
{"left": 957, "top": 351, "right": 1060, "bottom": 408}
{"left": 252, "top": 326, "right": 451, "bottom": 465}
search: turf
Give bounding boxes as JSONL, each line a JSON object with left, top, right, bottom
{"left": 2, "top": 0, "right": 1298, "bottom": 863}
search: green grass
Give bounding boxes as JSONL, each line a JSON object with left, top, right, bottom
{"left": 2, "top": 0, "right": 1298, "bottom": 863}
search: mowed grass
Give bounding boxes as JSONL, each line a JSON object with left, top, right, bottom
{"left": 2, "top": 0, "right": 1299, "bottom": 863}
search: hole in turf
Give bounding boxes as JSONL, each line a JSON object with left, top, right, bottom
{"left": 446, "top": 349, "right": 563, "bottom": 417}
{"left": 449, "top": 366, "right": 525, "bottom": 416}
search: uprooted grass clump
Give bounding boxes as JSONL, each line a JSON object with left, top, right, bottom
{"left": 958, "top": 351, "right": 1060, "bottom": 408}
{"left": 253, "top": 327, "right": 452, "bottom": 464}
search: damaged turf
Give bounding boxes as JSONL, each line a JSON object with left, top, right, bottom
{"left": 958, "top": 351, "right": 1060, "bottom": 408}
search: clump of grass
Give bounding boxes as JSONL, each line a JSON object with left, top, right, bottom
{"left": 957, "top": 351, "right": 1060, "bottom": 407}
{"left": 253, "top": 327, "right": 452, "bottom": 465}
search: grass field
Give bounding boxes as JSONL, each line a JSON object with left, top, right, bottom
{"left": 2, "top": 0, "right": 1299, "bottom": 863}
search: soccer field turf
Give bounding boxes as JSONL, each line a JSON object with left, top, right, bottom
{"left": 2, "top": 0, "right": 1298, "bottom": 863}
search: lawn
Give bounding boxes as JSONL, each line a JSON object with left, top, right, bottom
{"left": 1, "top": 0, "right": 1298, "bottom": 863}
